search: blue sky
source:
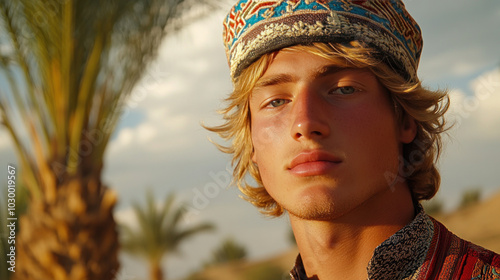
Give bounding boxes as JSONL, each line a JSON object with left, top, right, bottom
{"left": 1, "top": 1, "right": 500, "bottom": 279}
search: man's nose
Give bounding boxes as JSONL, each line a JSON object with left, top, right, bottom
{"left": 290, "top": 89, "right": 331, "bottom": 141}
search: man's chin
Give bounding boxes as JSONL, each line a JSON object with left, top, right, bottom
{"left": 285, "top": 196, "right": 350, "bottom": 222}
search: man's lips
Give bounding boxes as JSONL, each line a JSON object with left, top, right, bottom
{"left": 287, "top": 150, "right": 342, "bottom": 176}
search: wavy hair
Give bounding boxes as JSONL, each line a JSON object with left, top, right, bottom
{"left": 206, "top": 42, "right": 449, "bottom": 216}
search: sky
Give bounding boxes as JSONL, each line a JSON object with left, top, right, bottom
{"left": 1, "top": 1, "right": 500, "bottom": 279}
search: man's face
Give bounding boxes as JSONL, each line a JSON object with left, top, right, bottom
{"left": 249, "top": 49, "right": 414, "bottom": 221}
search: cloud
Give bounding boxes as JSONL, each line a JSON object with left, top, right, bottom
{"left": 447, "top": 68, "right": 500, "bottom": 140}
{"left": 0, "top": 130, "right": 12, "bottom": 150}
{"left": 405, "top": 1, "right": 500, "bottom": 83}
{"left": 439, "top": 68, "right": 500, "bottom": 208}
{"left": 114, "top": 206, "right": 138, "bottom": 230}
{"left": 422, "top": 47, "right": 489, "bottom": 78}
{"left": 103, "top": 10, "right": 232, "bottom": 206}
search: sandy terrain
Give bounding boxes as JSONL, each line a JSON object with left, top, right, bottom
{"left": 433, "top": 190, "right": 500, "bottom": 253}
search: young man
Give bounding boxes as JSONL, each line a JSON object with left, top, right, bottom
{"left": 209, "top": 0, "right": 500, "bottom": 279}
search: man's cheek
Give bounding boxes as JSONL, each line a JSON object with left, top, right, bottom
{"left": 251, "top": 119, "right": 286, "bottom": 148}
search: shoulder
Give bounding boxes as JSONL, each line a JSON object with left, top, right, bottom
{"left": 425, "top": 217, "right": 500, "bottom": 279}
{"left": 459, "top": 236, "right": 500, "bottom": 278}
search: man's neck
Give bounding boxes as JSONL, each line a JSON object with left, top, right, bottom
{"left": 289, "top": 184, "right": 415, "bottom": 279}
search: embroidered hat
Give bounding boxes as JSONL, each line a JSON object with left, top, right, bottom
{"left": 223, "top": 0, "right": 423, "bottom": 82}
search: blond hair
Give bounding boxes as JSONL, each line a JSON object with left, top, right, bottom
{"left": 207, "top": 42, "right": 449, "bottom": 216}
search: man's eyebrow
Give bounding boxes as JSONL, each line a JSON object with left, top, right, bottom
{"left": 314, "top": 65, "right": 348, "bottom": 79}
{"left": 253, "top": 65, "right": 349, "bottom": 89}
{"left": 254, "top": 73, "right": 296, "bottom": 89}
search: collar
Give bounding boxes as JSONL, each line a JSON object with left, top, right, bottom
{"left": 290, "top": 205, "right": 434, "bottom": 280}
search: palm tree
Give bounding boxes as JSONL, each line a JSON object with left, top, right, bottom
{"left": 120, "top": 191, "right": 214, "bottom": 280}
{"left": 0, "top": 0, "right": 218, "bottom": 279}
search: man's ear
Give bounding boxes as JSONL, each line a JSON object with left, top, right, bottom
{"left": 251, "top": 148, "right": 257, "bottom": 164}
{"left": 400, "top": 114, "right": 417, "bottom": 144}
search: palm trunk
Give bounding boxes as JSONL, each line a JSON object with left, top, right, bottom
{"left": 150, "top": 260, "right": 164, "bottom": 280}
{"left": 13, "top": 168, "right": 119, "bottom": 280}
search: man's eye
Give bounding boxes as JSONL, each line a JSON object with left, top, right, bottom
{"left": 331, "top": 86, "right": 356, "bottom": 95}
{"left": 269, "top": 99, "right": 288, "bottom": 107}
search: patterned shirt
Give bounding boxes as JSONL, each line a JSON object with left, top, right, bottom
{"left": 290, "top": 206, "right": 500, "bottom": 279}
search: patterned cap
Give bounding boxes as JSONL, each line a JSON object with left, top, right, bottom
{"left": 223, "top": 0, "right": 423, "bottom": 82}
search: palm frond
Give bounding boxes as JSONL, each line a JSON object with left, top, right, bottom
{"left": 119, "top": 190, "right": 215, "bottom": 265}
{"left": 173, "top": 223, "right": 215, "bottom": 248}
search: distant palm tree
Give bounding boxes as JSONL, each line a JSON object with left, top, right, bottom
{"left": 120, "top": 191, "right": 214, "bottom": 280}
{"left": 0, "top": 0, "right": 218, "bottom": 279}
